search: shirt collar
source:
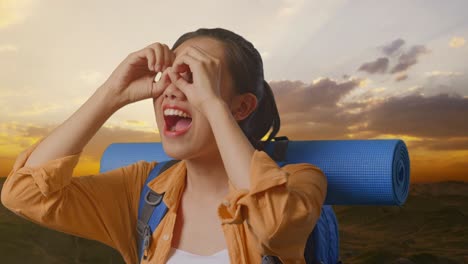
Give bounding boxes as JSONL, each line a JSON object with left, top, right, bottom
{"left": 146, "top": 160, "right": 187, "bottom": 211}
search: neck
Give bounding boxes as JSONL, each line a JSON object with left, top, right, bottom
{"left": 183, "top": 148, "right": 230, "bottom": 203}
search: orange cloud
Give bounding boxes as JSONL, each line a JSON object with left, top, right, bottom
{"left": 0, "top": 122, "right": 160, "bottom": 176}
{"left": 1, "top": 79, "right": 467, "bottom": 183}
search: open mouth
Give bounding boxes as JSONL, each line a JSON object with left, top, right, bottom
{"left": 164, "top": 114, "right": 193, "bottom": 133}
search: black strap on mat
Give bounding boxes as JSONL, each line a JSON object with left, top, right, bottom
{"left": 271, "top": 136, "right": 289, "bottom": 162}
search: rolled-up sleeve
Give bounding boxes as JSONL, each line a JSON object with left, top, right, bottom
{"left": 218, "top": 149, "right": 327, "bottom": 262}
{"left": 0, "top": 137, "right": 156, "bottom": 263}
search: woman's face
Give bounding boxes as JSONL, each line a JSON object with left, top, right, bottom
{"left": 152, "top": 37, "right": 237, "bottom": 160}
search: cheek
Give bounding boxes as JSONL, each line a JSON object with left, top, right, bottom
{"left": 153, "top": 100, "right": 163, "bottom": 126}
{"left": 192, "top": 114, "right": 209, "bottom": 132}
{"left": 201, "top": 116, "right": 215, "bottom": 135}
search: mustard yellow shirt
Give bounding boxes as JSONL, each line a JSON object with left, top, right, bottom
{"left": 1, "top": 137, "right": 328, "bottom": 264}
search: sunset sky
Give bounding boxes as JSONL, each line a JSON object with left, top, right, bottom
{"left": 1, "top": 0, "right": 467, "bottom": 182}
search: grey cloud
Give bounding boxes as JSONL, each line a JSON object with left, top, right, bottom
{"left": 421, "top": 72, "right": 468, "bottom": 97}
{"left": 356, "top": 40, "right": 430, "bottom": 80}
{"left": 358, "top": 57, "right": 389, "bottom": 74}
{"left": 271, "top": 78, "right": 361, "bottom": 113}
{"left": 382, "top": 38, "right": 405, "bottom": 56}
{"left": 390, "top": 45, "right": 430, "bottom": 74}
{"left": 364, "top": 92, "right": 468, "bottom": 138}
{"left": 269, "top": 79, "right": 363, "bottom": 139}
{"left": 270, "top": 79, "right": 467, "bottom": 151}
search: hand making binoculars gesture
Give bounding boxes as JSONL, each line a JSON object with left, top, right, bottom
{"left": 101, "top": 40, "right": 225, "bottom": 116}
{"left": 101, "top": 42, "right": 177, "bottom": 109}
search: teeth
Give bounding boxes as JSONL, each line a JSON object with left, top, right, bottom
{"left": 163, "top": 108, "right": 191, "bottom": 118}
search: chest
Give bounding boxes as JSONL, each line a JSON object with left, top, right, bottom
{"left": 170, "top": 191, "right": 228, "bottom": 256}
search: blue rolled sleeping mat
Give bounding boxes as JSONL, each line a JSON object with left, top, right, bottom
{"left": 99, "top": 138, "right": 410, "bottom": 206}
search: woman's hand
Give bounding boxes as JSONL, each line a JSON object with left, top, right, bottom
{"left": 166, "top": 45, "right": 224, "bottom": 116}
{"left": 101, "top": 42, "right": 176, "bottom": 109}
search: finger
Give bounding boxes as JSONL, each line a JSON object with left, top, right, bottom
{"left": 130, "top": 48, "right": 156, "bottom": 71}
{"left": 189, "top": 46, "right": 221, "bottom": 72}
{"left": 167, "top": 66, "right": 191, "bottom": 93}
{"left": 144, "top": 48, "right": 157, "bottom": 71}
{"left": 172, "top": 56, "right": 190, "bottom": 74}
{"left": 187, "top": 45, "right": 216, "bottom": 62}
{"left": 171, "top": 46, "right": 193, "bottom": 74}
{"left": 156, "top": 67, "right": 171, "bottom": 85}
{"left": 162, "top": 44, "right": 172, "bottom": 71}
{"left": 176, "top": 46, "right": 209, "bottom": 67}
{"left": 171, "top": 48, "right": 176, "bottom": 63}
{"left": 145, "top": 42, "right": 165, "bottom": 71}
{"left": 152, "top": 69, "right": 171, "bottom": 97}
{"left": 152, "top": 43, "right": 164, "bottom": 72}
{"left": 171, "top": 49, "right": 176, "bottom": 65}
{"left": 165, "top": 51, "right": 176, "bottom": 73}
{"left": 172, "top": 53, "right": 199, "bottom": 75}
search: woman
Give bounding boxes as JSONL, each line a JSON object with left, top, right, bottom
{"left": 1, "top": 27, "right": 327, "bottom": 264}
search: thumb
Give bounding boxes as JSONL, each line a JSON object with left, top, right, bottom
{"left": 151, "top": 69, "right": 171, "bottom": 98}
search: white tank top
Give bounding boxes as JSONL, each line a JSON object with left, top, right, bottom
{"left": 166, "top": 247, "right": 230, "bottom": 264}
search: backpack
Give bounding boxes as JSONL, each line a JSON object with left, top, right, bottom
{"left": 136, "top": 138, "right": 342, "bottom": 263}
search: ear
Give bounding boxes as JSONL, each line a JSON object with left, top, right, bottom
{"left": 230, "top": 93, "right": 257, "bottom": 121}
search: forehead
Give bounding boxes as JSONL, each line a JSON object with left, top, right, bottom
{"left": 173, "top": 37, "right": 226, "bottom": 60}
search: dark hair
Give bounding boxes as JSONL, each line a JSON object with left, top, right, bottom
{"left": 171, "top": 27, "right": 280, "bottom": 151}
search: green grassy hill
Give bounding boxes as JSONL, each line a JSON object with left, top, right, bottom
{"left": 334, "top": 181, "right": 468, "bottom": 264}
{"left": 1, "top": 178, "right": 467, "bottom": 263}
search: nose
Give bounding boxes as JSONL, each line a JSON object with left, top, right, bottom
{"left": 163, "top": 82, "right": 187, "bottom": 101}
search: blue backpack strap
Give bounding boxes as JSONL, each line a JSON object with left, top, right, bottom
{"left": 263, "top": 136, "right": 341, "bottom": 264}
{"left": 305, "top": 205, "right": 341, "bottom": 264}
{"left": 136, "top": 159, "right": 180, "bottom": 263}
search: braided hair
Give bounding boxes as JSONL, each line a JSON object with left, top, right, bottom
{"left": 171, "top": 28, "right": 281, "bottom": 151}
